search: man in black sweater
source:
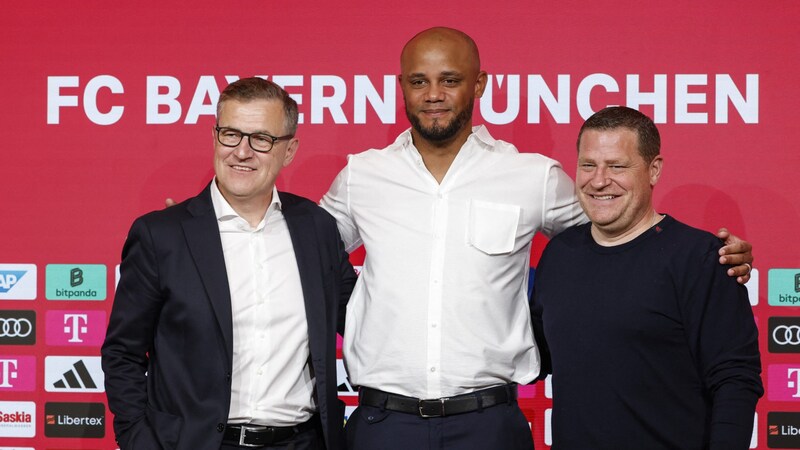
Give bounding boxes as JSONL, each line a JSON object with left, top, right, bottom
{"left": 531, "top": 106, "right": 762, "bottom": 449}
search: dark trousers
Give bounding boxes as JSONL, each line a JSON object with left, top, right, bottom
{"left": 345, "top": 401, "right": 534, "bottom": 450}
{"left": 220, "top": 426, "right": 324, "bottom": 450}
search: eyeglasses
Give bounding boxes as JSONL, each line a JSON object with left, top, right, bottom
{"left": 215, "top": 126, "right": 293, "bottom": 153}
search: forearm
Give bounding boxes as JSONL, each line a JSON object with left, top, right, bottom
{"left": 709, "top": 383, "right": 760, "bottom": 450}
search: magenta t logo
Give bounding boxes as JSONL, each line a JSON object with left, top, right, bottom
{"left": 0, "top": 356, "right": 35, "bottom": 391}
{"left": 45, "top": 310, "right": 106, "bottom": 346}
{"left": 768, "top": 364, "right": 800, "bottom": 401}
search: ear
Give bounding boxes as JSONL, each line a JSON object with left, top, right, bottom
{"left": 649, "top": 156, "right": 663, "bottom": 186}
{"left": 474, "top": 70, "right": 488, "bottom": 98}
{"left": 282, "top": 138, "right": 299, "bottom": 167}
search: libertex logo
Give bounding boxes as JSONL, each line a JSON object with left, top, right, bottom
{"left": 46, "top": 310, "right": 106, "bottom": 346}
{"left": 44, "top": 402, "right": 105, "bottom": 438}
{"left": 0, "top": 401, "right": 36, "bottom": 438}
{"left": 768, "top": 412, "right": 800, "bottom": 448}
{"left": 45, "top": 356, "right": 104, "bottom": 393}
{"left": 0, "top": 264, "right": 36, "bottom": 300}
{"left": 0, "top": 356, "right": 35, "bottom": 391}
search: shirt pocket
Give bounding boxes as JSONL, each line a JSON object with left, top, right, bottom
{"left": 467, "top": 200, "right": 520, "bottom": 255}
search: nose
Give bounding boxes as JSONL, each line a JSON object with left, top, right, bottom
{"left": 232, "top": 138, "right": 254, "bottom": 159}
{"left": 425, "top": 84, "right": 444, "bottom": 102}
{"left": 591, "top": 166, "right": 610, "bottom": 189}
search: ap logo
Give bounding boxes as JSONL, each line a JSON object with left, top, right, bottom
{"left": 0, "top": 265, "right": 37, "bottom": 300}
{"left": 0, "top": 271, "right": 26, "bottom": 293}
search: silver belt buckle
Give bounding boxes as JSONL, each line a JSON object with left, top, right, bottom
{"left": 238, "top": 425, "right": 265, "bottom": 448}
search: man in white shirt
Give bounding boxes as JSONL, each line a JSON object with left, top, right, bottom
{"left": 320, "top": 27, "right": 754, "bottom": 450}
{"left": 103, "top": 78, "right": 356, "bottom": 450}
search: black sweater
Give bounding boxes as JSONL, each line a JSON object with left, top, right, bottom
{"left": 532, "top": 215, "right": 762, "bottom": 449}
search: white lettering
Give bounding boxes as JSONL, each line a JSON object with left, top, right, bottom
{"left": 481, "top": 74, "right": 520, "bottom": 125}
{"left": 47, "top": 76, "right": 80, "bottom": 124}
{"left": 146, "top": 76, "right": 182, "bottom": 124}
{"left": 626, "top": 74, "right": 668, "bottom": 124}
{"left": 716, "top": 74, "right": 758, "bottom": 124}
{"left": 675, "top": 74, "right": 708, "bottom": 124}
{"left": 527, "top": 74, "right": 570, "bottom": 124}
{"left": 354, "top": 75, "right": 395, "bottom": 124}
{"left": 184, "top": 75, "right": 220, "bottom": 124}
{"left": 84, "top": 75, "right": 124, "bottom": 125}
{"left": 272, "top": 75, "right": 304, "bottom": 123}
{"left": 577, "top": 73, "right": 619, "bottom": 120}
{"left": 311, "top": 75, "right": 348, "bottom": 124}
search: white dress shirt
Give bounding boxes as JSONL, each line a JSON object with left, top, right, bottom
{"left": 321, "top": 126, "right": 586, "bottom": 399}
{"left": 210, "top": 180, "right": 316, "bottom": 426}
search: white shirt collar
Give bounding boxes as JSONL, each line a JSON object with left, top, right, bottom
{"left": 209, "top": 177, "right": 282, "bottom": 229}
{"left": 394, "top": 124, "right": 496, "bottom": 151}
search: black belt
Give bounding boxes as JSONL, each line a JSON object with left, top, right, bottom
{"left": 359, "top": 384, "right": 517, "bottom": 418}
{"left": 222, "top": 415, "right": 319, "bottom": 448}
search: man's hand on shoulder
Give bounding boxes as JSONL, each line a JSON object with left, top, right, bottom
{"left": 716, "top": 228, "right": 753, "bottom": 285}
{"left": 165, "top": 198, "right": 177, "bottom": 208}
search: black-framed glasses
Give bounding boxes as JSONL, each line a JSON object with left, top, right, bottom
{"left": 215, "top": 126, "right": 293, "bottom": 153}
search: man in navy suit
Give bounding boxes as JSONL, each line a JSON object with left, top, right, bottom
{"left": 102, "top": 77, "right": 356, "bottom": 450}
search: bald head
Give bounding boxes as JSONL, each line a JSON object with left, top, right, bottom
{"left": 401, "top": 27, "right": 481, "bottom": 74}
{"left": 398, "top": 27, "right": 487, "bottom": 148}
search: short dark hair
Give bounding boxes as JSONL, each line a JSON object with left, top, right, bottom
{"left": 577, "top": 106, "right": 660, "bottom": 163}
{"left": 217, "top": 77, "right": 299, "bottom": 136}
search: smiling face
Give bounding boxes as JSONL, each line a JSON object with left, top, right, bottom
{"left": 576, "top": 127, "right": 663, "bottom": 243}
{"left": 213, "top": 98, "right": 298, "bottom": 212}
{"left": 399, "top": 28, "right": 487, "bottom": 147}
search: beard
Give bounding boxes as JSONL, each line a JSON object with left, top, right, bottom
{"left": 406, "top": 103, "right": 473, "bottom": 143}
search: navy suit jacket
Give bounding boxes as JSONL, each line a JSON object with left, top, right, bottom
{"left": 102, "top": 184, "right": 356, "bottom": 450}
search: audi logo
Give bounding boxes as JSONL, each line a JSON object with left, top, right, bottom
{"left": 0, "top": 318, "right": 33, "bottom": 338}
{"left": 773, "top": 325, "right": 800, "bottom": 346}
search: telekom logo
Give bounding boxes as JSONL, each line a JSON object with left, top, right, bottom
{"left": 0, "top": 356, "right": 35, "bottom": 391}
{"left": 45, "top": 310, "right": 105, "bottom": 346}
{"left": 768, "top": 364, "right": 800, "bottom": 401}
{"left": 64, "top": 314, "right": 88, "bottom": 342}
{"left": 789, "top": 369, "right": 800, "bottom": 398}
{"left": 0, "top": 359, "right": 18, "bottom": 388}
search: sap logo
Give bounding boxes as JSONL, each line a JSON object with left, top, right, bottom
{"left": 0, "top": 272, "right": 25, "bottom": 293}
{"left": 0, "top": 265, "right": 36, "bottom": 300}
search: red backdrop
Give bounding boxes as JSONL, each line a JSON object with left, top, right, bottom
{"left": 1, "top": 1, "right": 799, "bottom": 448}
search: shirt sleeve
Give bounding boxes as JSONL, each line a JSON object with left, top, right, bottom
{"left": 678, "top": 241, "right": 763, "bottom": 450}
{"left": 320, "top": 159, "right": 363, "bottom": 253}
{"left": 540, "top": 162, "right": 587, "bottom": 238}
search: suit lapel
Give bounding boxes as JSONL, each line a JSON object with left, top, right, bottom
{"left": 182, "top": 185, "right": 234, "bottom": 360}
{"left": 282, "top": 194, "right": 326, "bottom": 357}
